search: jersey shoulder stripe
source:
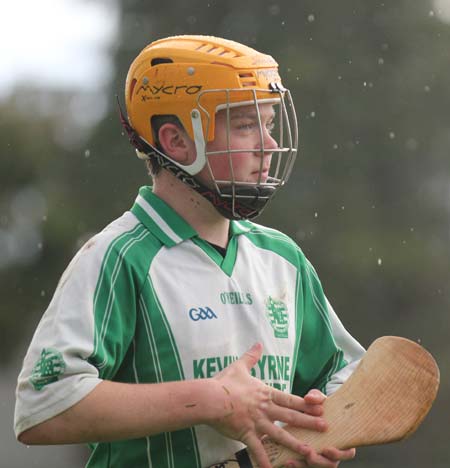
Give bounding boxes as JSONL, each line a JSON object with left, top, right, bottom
{"left": 240, "top": 220, "right": 304, "bottom": 268}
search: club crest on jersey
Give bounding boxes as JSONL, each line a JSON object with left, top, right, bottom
{"left": 30, "top": 348, "right": 66, "bottom": 391}
{"left": 265, "top": 296, "right": 289, "bottom": 339}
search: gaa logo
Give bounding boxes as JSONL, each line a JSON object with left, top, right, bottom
{"left": 189, "top": 306, "right": 218, "bottom": 321}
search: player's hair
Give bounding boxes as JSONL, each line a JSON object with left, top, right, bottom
{"left": 146, "top": 114, "right": 183, "bottom": 177}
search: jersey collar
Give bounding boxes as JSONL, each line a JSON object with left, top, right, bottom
{"left": 131, "top": 186, "right": 251, "bottom": 247}
{"left": 131, "top": 186, "right": 197, "bottom": 247}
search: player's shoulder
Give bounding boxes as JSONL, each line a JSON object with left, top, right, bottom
{"left": 238, "top": 220, "right": 307, "bottom": 266}
{"left": 54, "top": 211, "right": 164, "bottom": 295}
{"left": 73, "top": 211, "right": 162, "bottom": 270}
{"left": 242, "top": 220, "right": 297, "bottom": 244}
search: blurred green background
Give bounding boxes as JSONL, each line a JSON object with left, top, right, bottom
{"left": 1, "top": 0, "right": 448, "bottom": 466}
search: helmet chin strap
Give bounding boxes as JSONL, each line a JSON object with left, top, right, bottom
{"left": 118, "top": 98, "right": 271, "bottom": 220}
{"left": 152, "top": 152, "right": 273, "bottom": 220}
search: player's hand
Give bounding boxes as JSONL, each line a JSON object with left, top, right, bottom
{"left": 281, "top": 390, "right": 356, "bottom": 467}
{"left": 209, "top": 343, "right": 328, "bottom": 468}
{"left": 283, "top": 447, "right": 356, "bottom": 467}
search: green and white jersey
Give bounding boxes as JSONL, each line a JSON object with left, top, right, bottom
{"left": 15, "top": 186, "right": 364, "bottom": 468}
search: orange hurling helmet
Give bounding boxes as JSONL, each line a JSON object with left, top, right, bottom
{"left": 122, "top": 35, "right": 298, "bottom": 220}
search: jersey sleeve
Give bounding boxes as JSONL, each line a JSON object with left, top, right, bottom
{"left": 14, "top": 229, "right": 140, "bottom": 437}
{"left": 292, "top": 256, "right": 365, "bottom": 397}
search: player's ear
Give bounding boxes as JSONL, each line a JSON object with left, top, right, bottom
{"left": 158, "top": 123, "right": 195, "bottom": 164}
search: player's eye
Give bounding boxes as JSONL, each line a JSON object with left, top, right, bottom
{"left": 235, "top": 120, "right": 256, "bottom": 132}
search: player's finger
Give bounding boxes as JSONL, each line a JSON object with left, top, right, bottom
{"left": 321, "top": 447, "right": 356, "bottom": 461}
{"left": 265, "top": 404, "right": 327, "bottom": 431}
{"left": 301, "top": 402, "right": 324, "bottom": 416}
{"left": 271, "top": 389, "right": 307, "bottom": 411}
{"left": 271, "top": 390, "right": 325, "bottom": 417}
{"left": 303, "top": 448, "right": 340, "bottom": 468}
{"left": 282, "top": 460, "right": 308, "bottom": 468}
{"left": 239, "top": 343, "right": 263, "bottom": 372}
{"left": 279, "top": 460, "right": 307, "bottom": 468}
{"left": 243, "top": 434, "right": 272, "bottom": 468}
{"left": 256, "top": 420, "right": 312, "bottom": 458}
{"left": 303, "top": 389, "right": 327, "bottom": 405}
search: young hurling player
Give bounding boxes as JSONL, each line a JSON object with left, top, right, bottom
{"left": 15, "top": 36, "right": 365, "bottom": 468}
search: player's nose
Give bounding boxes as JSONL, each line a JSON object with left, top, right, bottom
{"left": 258, "top": 128, "right": 278, "bottom": 154}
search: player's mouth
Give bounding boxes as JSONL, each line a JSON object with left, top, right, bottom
{"left": 250, "top": 168, "right": 270, "bottom": 183}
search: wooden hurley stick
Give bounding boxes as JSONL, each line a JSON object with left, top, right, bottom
{"left": 210, "top": 336, "right": 440, "bottom": 468}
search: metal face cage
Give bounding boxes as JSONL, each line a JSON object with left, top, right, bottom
{"left": 189, "top": 87, "right": 298, "bottom": 218}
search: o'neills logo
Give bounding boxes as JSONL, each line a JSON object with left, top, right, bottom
{"left": 137, "top": 83, "right": 202, "bottom": 100}
{"left": 220, "top": 291, "right": 253, "bottom": 305}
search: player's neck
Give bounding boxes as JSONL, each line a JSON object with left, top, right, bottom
{"left": 152, "top": 171, "right": 230, "bottom": 248}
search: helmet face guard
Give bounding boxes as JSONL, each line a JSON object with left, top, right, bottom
{"left": 190, "top": 87, "right": 298, "bottom": 219}
{"left": 123, "top": 35, "right": 299, "bottom": 220}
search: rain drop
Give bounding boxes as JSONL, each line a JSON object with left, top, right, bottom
{"left": 389, "top": 132, "right": 395, "bottom": 139}
{"left": 377, "top": 258, "right": 382, "bottom": 266}
{"left": 406, "top": 138, "right": 418, "bottom": 151}
{"left": 269, "top": 5, "right": 280, "bottom": 15}
{"left": 308, "top": 14, "right": 315, "bottom": 22}
{"left": 84, "top": 149, "right": 91, "bottom": 158}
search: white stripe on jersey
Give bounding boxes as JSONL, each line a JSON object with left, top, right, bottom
{"left": 96, "top": 228, "right": 150, "bottom": 369}
{"left": 136, "top": 194, "right": 183, "bottom": 244}
{"left": 324, "top": 298, "right": 366, "bottom": 395}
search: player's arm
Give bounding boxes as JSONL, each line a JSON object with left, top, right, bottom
{"left": 18, "top": 378, "right": 226, "bottom": 444}
{"left": 19, "top": 344, "right": 327, "bottom": 468}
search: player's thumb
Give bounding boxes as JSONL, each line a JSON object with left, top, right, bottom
{"left": 240, "top": 342, "right": 263, "bottom": 372}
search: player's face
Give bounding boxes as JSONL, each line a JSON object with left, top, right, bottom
{"left": 197, "top": 103, "right": 279, "bottom": 186}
